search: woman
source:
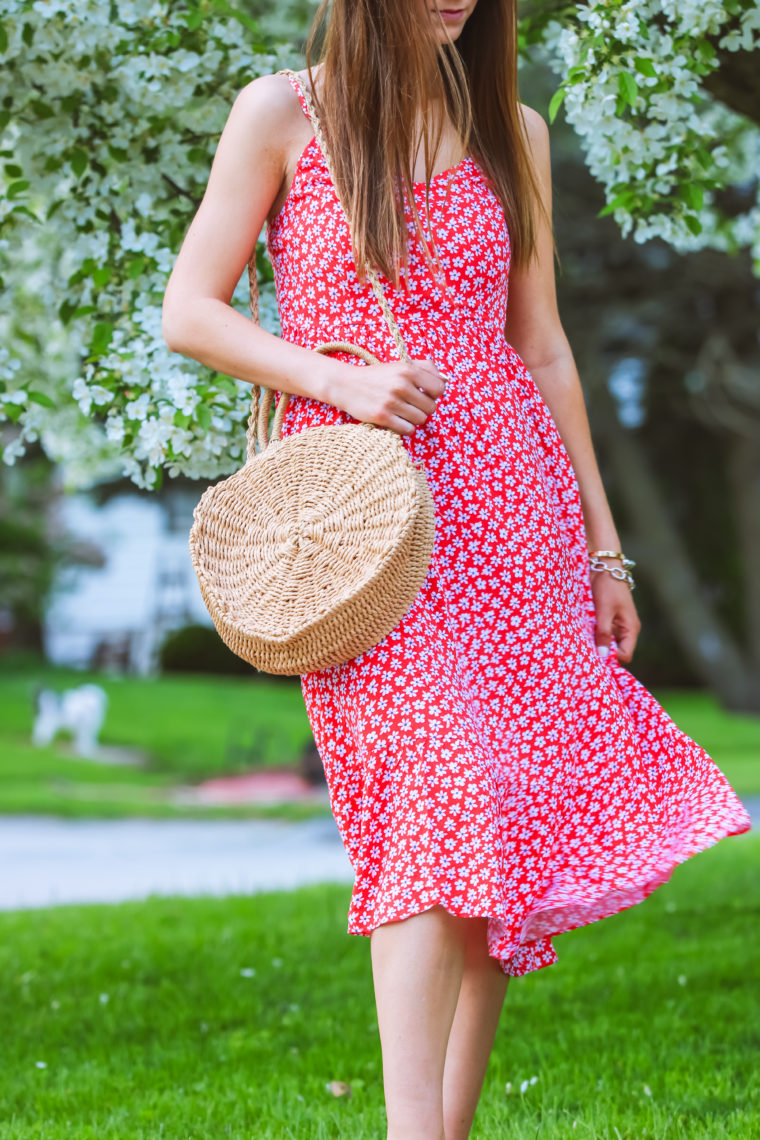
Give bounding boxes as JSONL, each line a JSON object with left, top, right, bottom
{"left": 163, "top": 2, "right": 750, "bottom": 1137}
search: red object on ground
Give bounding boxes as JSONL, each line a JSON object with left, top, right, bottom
{"left": 190, "top": 770, "right": 326, "bottom": 805}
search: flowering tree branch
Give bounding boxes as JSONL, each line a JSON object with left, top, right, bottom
{"left": 525, "top": 0, "right": 760, "bottom": 267}
{"left": 1, "top": 0, "right": 758, "bottom": 488}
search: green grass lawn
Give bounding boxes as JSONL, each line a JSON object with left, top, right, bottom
{"left": 0, "top": 832, "right": 757, "bottom": 1138}
{"left": 0, "top": 659, "right": 315, "bottom": 819}
{"left": 1, "top": 656, "right": 757, "bottom": 818}
{"left": 1, "top": 659, "right": 311, "bottom": 775}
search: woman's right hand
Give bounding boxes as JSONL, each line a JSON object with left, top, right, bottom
{"left": 325, "top": 357, "right": 447, "bottom": 435}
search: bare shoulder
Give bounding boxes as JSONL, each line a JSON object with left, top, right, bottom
{"left": 231, "top": 71, "right": 306, "bottom": 147}
{"left": 518, "top": 102, "right": 550, "bottom": 159}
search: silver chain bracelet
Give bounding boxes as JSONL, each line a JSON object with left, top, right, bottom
{"left": 588, "top": 553, "right": 636, "bottom": 591}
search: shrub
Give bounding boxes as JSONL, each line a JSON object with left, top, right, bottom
{"left": 158, "top": 624, "right": 253, "bottom": 676}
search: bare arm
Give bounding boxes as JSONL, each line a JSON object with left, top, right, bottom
{"left": 505, "top": 108, "right": 640, "bottom": 660}
{"left": 505, "top": 108, "right": 620, "bottom": 552}
{"left": 162, "top": 73, "right": 445, "bottom": 435}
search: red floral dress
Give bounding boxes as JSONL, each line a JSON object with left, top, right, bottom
{"left": 266, "top": 73, "right": 750, "bottom": 975}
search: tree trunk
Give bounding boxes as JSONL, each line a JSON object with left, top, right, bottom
{"left": 594, "top": 386, "right": 760, "bottom": 711}
{"left": 727, "top": 434, "right": 760, "bottom": 671}
{"left": 703, "top": 45, "right": 760, "bottom": 128}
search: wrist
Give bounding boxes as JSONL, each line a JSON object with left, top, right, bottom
{"left": 585, "top": 529, "right": 622, "bottom": 554}
{"left": 310, "top": 352, "right": 346, "bottom": 407}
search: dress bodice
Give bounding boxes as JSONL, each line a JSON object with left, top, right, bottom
{"left": 266, "top": 132, "right": 511, "bottom": 368}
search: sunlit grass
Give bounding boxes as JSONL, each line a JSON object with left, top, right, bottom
{"left": 0, "top": 832, "right": 757, "bottom": 1138}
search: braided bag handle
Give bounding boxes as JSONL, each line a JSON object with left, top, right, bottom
{"left": 245, "top": 68, "right": 413, "bottom": 461}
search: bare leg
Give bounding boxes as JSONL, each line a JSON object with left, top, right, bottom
{"left": 370, "top": 907, "right": 471, "bottom": 1140}
{"left": 442, "top": 919, "right": 509, "bottom": 1140}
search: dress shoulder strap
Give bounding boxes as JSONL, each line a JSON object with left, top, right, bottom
{"left": 280, "top": 68, "right": 312, "bottom": 123}
{"left": 275, "top": 68, "right": 410, "bottom": 364}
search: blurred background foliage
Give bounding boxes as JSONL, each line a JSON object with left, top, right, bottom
{"left": 1, "top": 0, "right": 758, "bottom": 712}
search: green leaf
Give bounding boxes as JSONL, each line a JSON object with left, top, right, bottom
{"left": 634, "top": 57, "right": 657, "bottom": 78}
{"left": 684, "top": 214, "right": 703, "bottom": 236}
{"left": 6, "top": 179, "right": 29, "bottom": 198}
{"left": 3, "top": 163, "right": 22, "bottom": 178}
{"left": 70, "top": 148, "right": 88, "bottom": 178}
{"left": 71, "top": 305, "right": 96, "bottom": 320}
{"left": 27, "top": 391, "right": 55, "bottom": 408}
{"left": 92, "top": 265, "right": 112, "bottom": 288}
{"left": 173, "top": 411, "right": 192, "bottom": 429}
{"left": 58, "top": 300, "right": 78, "bottom": 325}
{"left": 28, "top": 100, "right": 54, "bottom": 120}
{"left": 213, "top": 376, "right": 238, "bottom": 396}
{"left": 196, "top": 405, "right": 212, "bottom": 431}
{"left": 598, "top": 189, "right": 637, "bottom": 217}
{"left": 548, "top": 87, "right": 566, "bottom": 124}
{"left": 127, "top": 256, "right": 146, "bottom": 280}
{"left": 694, "top": 146, "right": 714, "bottom": 172}
{"left": 680, "top": 183, "right": 704, "bottom": 211}
{"left": 7, "top": 203, "right": 38, "bottom": 222}
{"left": 90, "top": 321, "right": 114, "bottom": 356}
{"left": 0, "top": 23, "right": 8, "bottom": 54}
{"left": 617, "top": 72, "right": 639, "bottom": 107}
{"left": 3, "top": 402, "right": 22, "bottom": 423}
{"left": 21, "top": 21, "right": 33, "bottom": 47}
{"left": 211, "top": 0, "right": 261, "bottom": 35}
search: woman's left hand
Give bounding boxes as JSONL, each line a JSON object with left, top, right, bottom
{"left": 591, "top": 571, "right": 641, "bottom": 664}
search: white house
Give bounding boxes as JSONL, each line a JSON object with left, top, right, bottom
{"left": 45, "top": 488, "right": 212, "bottom": 674}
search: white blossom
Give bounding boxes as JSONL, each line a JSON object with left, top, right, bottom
{"left": 1, "top": 0, "right": 757, "bottom": 485}
{"left": 542, "top": 0, "right": 760, "bottom": 271}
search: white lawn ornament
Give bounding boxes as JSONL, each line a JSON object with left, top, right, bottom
{"left": 32, "top": 684, "right": 109, "bottom": 758}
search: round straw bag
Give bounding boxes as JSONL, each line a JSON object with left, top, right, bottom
{"left": 189, "top": 338, "right": 434, "bottom": 675}
{"left": 189, "top": 71, "right": 435, "bottom": 676}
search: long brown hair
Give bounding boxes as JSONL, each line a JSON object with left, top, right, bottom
{"left": 305, "top": 0, "right": 545, "bottom": 285}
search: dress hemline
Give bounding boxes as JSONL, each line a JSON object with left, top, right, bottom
{"left": 345, "top": 806, "right": 751, "bottom": 977}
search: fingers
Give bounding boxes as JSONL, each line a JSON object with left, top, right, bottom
{"left": 334, "top": 355, "right": 449, "bottom": 434}
{"left": 412, "top": 357, "right": 448, "bottom": 398}
{"left": 369, "top": 359, "right": 447, "bottom": 434}
{"left": 593, "top": 627, "right": 612, "bottom": 660}
{"left": 398, "top": 386, "right": 438, "bottom": 417}
{"left": 592, "top": 583, "right": 641, "bottom": 664}
{"left": 614, "top": 606, "right": 641, "bottom": 663}
{"left": 614, "top": 632, "right": 637, "bottom": 664}
{"left": 385, "top": 414, "right": 419, "bottom": 436}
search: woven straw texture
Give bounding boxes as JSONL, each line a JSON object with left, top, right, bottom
{"left": 189, "top": 72, "right": 435, "bottom": 675}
